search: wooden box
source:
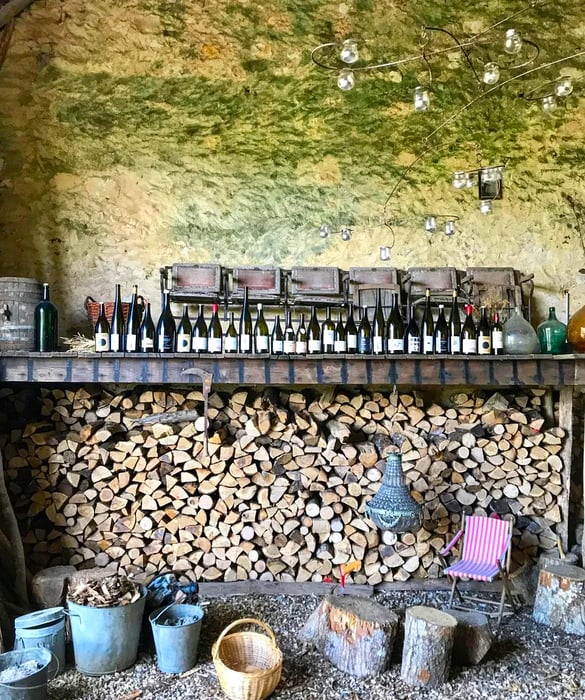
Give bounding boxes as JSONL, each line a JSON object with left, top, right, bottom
{"left": 349, "top": 267, "right": 401, "bottom": 311}
{"left": 232, "top": 266, "right": 282, "bottom": 301}
{"left": 161, "top": 263, "right": 223, "bottom": 300}
{"left": 289, "top": 267, "right": 342, "bottom": 303}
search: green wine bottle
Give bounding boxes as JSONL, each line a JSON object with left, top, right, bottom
{"left": 254, "top": 303, "right": 270, "bottom": 353}
{"left": 176, "top": 304, "right": 192, "bottom": 353}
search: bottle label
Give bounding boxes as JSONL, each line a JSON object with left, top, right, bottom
{"left": 283, "top": 340, "right": 296, "bottom": 354}
{"left": 450, "top": 336, "right": 461, "bottom": 353}
{"left": 192, "top": 336, "right": 208, "bottom": 352}
{"left": 110, "top": 333, "right": 121, "bottom": 352}
{"left": 388, "top": 338, "right": 404, "bottom": 353}
{"left": 373, "top": 336, "right": 384, "bottom": 354}
{"left": 141, "top": 338, "right": 154, "bottom": 351}
{"left": 208, "top": 337, "right": 222, "bottom": 353}
{"left": 125, "top": 335, "right": 137, "bottom": 352}
{"left": 478, "top": 333, "right": 492, "bottom": 355}
{"left": 323, "top": 330, "right": 335, "bottom": 346}
{"left": 272, "top": 339, "right": 284, "bottom": 354}
{"left": 436, "top": 338, "right": 448, "bottom": 354}
{"left": 158, "top": 334, "right": 174, "bottom": 353}
{"left": 347, "top": 334, "right": 358, "bottom": 350}
{"left": 492, "top": 330, "right": 503, "bottom": 350}
{"left": 308, "top": 339, "right": 321, "bottom": 353}
{"left": 462, "top": 338, "right": 477, "bottom": 354}
{"left": 334, "top": 340, "right": 347, "bottom": 353}
{"left": 177, "top": 333, "right": 191, "bottom": 353}
{"left": 224, "top": 336, "right": 238, "bottom": 352}
{"left": 358, "top": 337, "right": 371, "bottom": 354}
{"left": 240, "top": 334, "right": 251, "bottom": 352}
{"left": 296, "top": 340, "right": 307, "bottom": 354}
{"left": 95, "top": 333, "right": 109, "bottom": 352}
{"left": 423, "top": 336, "right": 434, "bottom": 353}
{"left": 256, "top": 336, "right": 269, "bottom": 352}
{"left": 407, "top": 337, "right": 420, "bottom": 353}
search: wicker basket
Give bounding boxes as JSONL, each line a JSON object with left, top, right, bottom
{"left": 212, "top": 618, "right": 283, "bottom": 700}
{"left": 84, "top": 296, "right": 132, "bottom": 332}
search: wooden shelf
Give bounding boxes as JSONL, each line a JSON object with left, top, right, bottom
{"left": 0, "top": 352, "right": 579, "bottom": 386}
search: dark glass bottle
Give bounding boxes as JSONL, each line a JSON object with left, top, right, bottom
{"left": 372, "top": 288, "right": 386, "bottom": 354}
{"left": 208, "top": 302, "right": 223, "bottom": 353}
{"left": 405, "top": 305, "right": 421, "bottom": 354}
{"left": 420, "top": 288, "right": 434, "bottom": 354}
{"left": 139, "top": 302, "right": 155, "bottom": 352}
{"left": 386, "top": 293, "right": 404, "bottom": 354}
{"left": 295, "top": 312, "right": 307, "bottom": 355}
{"left": 321, "top": 307, "right": 335, "bottom": 353}
{"left": 461, "top": 304, "right": 477, "bottom": 355}
{"left": 191, "top": 304, "right": 208, "bottom": 353}
{"left": 307, "top": 306, "right": 321, "bottom": 354}
{"left": 156, "top": 291, "right": 176, "bottom": 353}
{"left": 434, "top": 304, "right": 449, "bottom": 354}
{"left": 224, "top": 311, "right": 238, "bottom": 353}
{"left": 357, "top": 306, "right": 372, "bottom": 354}
{"left": 283, "top": 309, "right": 296, "bottom": 354}
{"left": 345, "top": 303, "right": 358, "bottom": 354}
{"left": 334, "top": 310, "right": 346, "bottom": 353}
{"left": 124, "top": 284, "right": 140, "bottom": 353}
{"left": 492, "top": 312, "right": 504, "bottom": 355}
{"left": 477, "top": 305, "right": 492, "bottom": 355}
{"left": 272, "top": 314, "right": 284, "bottom": 355}
{"left": 94, "top": 302, "right": 110, "bottom": 352}
{"left": 449, "top": 289, "right": 462, "bottom": 354}
{"left": 254, "top": 303, "right": 270, "bottom": 354}
{"left": 176, "top": 304, "right": 192, "bottom": 353}
{"left": 109, "top": 283, "right": 125, "bottom": 353}
{"left": 239, "top": 287, "right": 253, "bottom": 354}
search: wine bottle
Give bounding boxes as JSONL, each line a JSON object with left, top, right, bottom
{"left": 191, "top": 304, "right": 208, "bottom": 353}
{"left": 239, "top": 287, "right": 253, "bottom": 354}
{"left": 449, "top": 289, "right": 462, "bottom": 354}
{"left": 283, "top": 309, "right": 296, "bottom": 354}
{"left": 420, "top": 288, "right": 434, "bottom": 354}
{"left": 357, "top": 306, "right": 372, "bottom": 354}
{"left": 208, "top": 303, "right": 223, "bottom": 353}
{"left": 334, "top": 310, "right": 346, "bottom": 353}
{"left": 386, "top": 293, "right": 404, "bottom": 354}
{"left": 372, "top": 288, "right": 386, "bottom": 354}
{"left": 254, "top": 303, "right": 270, "bottom": 353}
{"left": 109, "top": 283, "right": 125, "bottom": 353}
{"left": 272, "top": 314, "right": 284, "bottom": 355}
{"left": 434, "top": 304, "right": 449, "bottom": 354}
{"left": 477, "top": 305, "right": 492, "bottom": 355}
{"left": 94, "top": 302, "right": 110, "bottom": 352}
{"left": 295, "top": 312, "right": 307, "bottom": 354}
{"left": 224, "top": 311, "right": 238, "bottom": 353}
{"left": 321, "top": 307, "right": 335, "bottom": 353}
{"left": 461, "top": 304, "right": 477, "bottom": 355}
{"left": 345, "top": 303, "right": 358, "bottom": 354}
{"left": 492, "top": 312, "right": 504, "bottom": 355}
{"left": 156, "top": 291, "right": 176, "bottom": 353}
{"left": 405, "top": 305, "right": 421, "bottom": 354}
{"left": 307, "top": 306, "right": 321, "bottom": 354}
{"left": 139, "top": 302, "right": 155, "bottom": 352}
{"left": 124, "top": 284, "right": 140, "bottom": 353}
{"left": 176, "top": 304, "right": 192, "bottom": 353}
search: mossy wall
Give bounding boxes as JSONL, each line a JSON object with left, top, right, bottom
{"left": 0, "top": 0, "right": 584, "bottom": 332}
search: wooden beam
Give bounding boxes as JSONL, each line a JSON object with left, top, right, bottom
{"left": 557, "top": 386, "right": 573, "bottom": 552}
{"left": 0, "top": 0, "right": 36, "bottom": 30}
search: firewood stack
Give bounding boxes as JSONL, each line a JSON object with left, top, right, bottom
{"left": 0, "top": 385, "right": 567, "bottom": 585}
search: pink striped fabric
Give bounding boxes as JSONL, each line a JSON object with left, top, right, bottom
{"left": 444, "top": 516, "right": 510, "bottom": 582}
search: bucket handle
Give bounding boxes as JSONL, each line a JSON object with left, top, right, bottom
{"left": 213, "top": 618, "right": 278, "bottom": 659}
{"left": 0, "top": 649, "right": 60, "bottom": 687}
{"left": 150, "top": 601, "right": 176, "bottom": 625}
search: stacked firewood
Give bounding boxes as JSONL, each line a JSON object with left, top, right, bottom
{"left": 1, "top": 385, "right": 566, "bottom": 584}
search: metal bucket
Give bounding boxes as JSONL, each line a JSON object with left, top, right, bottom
{"left": 149, "top": 604, "right": 204, "bottom": 674}
{"left": 14, "top": 607, "right": 65, "bottom": 677}
{"left": 0, "top": 648, "right": 53, "bottom": 700}
{"left": 67, "top": 586, "right": 147, "bottom": 675}
{"left": 0, "top": 277, "right": 42, "bottom": 351}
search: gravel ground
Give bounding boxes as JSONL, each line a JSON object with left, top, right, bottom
{"left": 46, "top": 591, "right": 585, "bottom": 700}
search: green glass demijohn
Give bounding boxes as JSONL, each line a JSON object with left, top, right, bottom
{"left": 537, "top": 307, "right": 567, "bottom": 354}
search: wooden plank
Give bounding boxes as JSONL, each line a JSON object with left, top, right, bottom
{"left": 557, "top": 386, "right": 573, "bottom": 552}
{"left": 199, "top": 581, "right": 374, "bottom": 597}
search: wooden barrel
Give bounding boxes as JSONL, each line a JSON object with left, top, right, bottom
{"left": 0, "top": 277, "right": 42, "bottom": 351}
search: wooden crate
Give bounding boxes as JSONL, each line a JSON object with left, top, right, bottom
{"left": 161, "top": 263, "right": 223, "bottom": 301}
{"left": 349, "top": 267, "right": 401, "bottom": 311}
{"left": 289, "top": 267, "right": 342, "bottom": 304}
{"left": 232, "top": 267, "right": 282, "bottom": 301}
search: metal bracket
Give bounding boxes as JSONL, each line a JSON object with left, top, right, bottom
{"left": 181, "top": 368, "right": 213, "bottom": 455}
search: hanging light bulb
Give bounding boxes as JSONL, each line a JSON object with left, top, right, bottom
{"left": 337, "top": 68, "right": 355, "bottom": 91}
{"left": 555, "top": 77, "right": 573, "bottom": 97}
{"left": 482, "top": 62, "right": 500, "bottom": 85}
{"left": 340, "top": 39, "right": 359, "bottom": 64}
{"left": 465, "top": 173, "right": 478, "bottom": 188}
{"left": 319, "top": 224, "right": 330, "bottom": 238}
{"left": 413, "top": 86, "right": 430, "bottom": 111}
{"left": 480, "top": 200, "right": 493, "bottom": 214}
{"left": 542, "top": 95, "right": 558, "bottom": 113}
{"left": 444, "top": 221, "right": 455, "bottom": 236}
{"left": 380, "top": 246, "right": 391, "bottom": 261}
{"left": 452, "top": 171, "right": 468, "bottom": 189}
{"left": 425, "top": 216, "right": 436, "bottom": 233}
{"left": 504, "top": 28, "right": 522, "bottom": 55}
{"left": 341, "top": 227, "right": 352, "bottom": 241}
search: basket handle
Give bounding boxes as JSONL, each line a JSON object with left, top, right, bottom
{"left": 84, "top": 296, "right": 96, "bottom": 310}
{"left": 213, "top": 618, "right": 277, "bottom": 658}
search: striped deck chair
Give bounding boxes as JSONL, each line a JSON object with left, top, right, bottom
{"left": 440, "top": 514, "right": 518, "bottom": 626}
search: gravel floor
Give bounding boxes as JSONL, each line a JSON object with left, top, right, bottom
{"left": 46, "top": 591, "right": 585, "bottom": 700}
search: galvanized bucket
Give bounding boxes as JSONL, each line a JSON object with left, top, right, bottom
{"left": 149, "top": 603, "right": 204, "bottom": 674}
{"left": 0, "top": 648, "right": 53, "bottom": 700}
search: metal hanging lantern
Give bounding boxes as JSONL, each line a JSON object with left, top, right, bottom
{"left": 366, "top": 452, "right": 423, "bottom": 533}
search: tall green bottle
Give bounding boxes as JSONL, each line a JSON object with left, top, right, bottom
{"left": 34, "top": 283, "right": 59, "bottom": 352}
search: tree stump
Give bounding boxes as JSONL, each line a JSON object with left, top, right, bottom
{"left": 299, "top": 594, "right": 399, "bottom": 677}
{"left": 32, "top": 566, "right": 77, "bottom": 608}
{"left": 533, "top": 564, "right": 585, "bottom": 635}
{"left": 400, "top": 605, "right": 457, "bottom": 688}
{"left": 448, "top": 610, "right": 492, "bottom": 666}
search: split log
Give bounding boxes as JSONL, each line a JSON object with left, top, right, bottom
{"left": 32, "top": 566, "right": 77, "bottom": 608}
{"left": 299, "top": 594, "right": 398, "bottom": 677}
{"left": 400, "top": 606, "right": 457, "bottom": 688}
{"left": 448, "top": 610, "right": 492, "bottom": 666}
{"left": 533, "top": 564, "right": 585, "bottom": 635}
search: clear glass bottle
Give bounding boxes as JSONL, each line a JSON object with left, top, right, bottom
{"left": 537, "top": 307, "right": 567, "bottom": 354}
{"left": 503, "top": 307, "right": 540, "bottom": 354}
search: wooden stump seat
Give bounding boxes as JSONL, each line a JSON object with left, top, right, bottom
{"left": 533, "top": 564, "right": 585, "bottom": 635}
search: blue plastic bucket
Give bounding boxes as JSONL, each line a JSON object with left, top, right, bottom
{"left": 149, "top": 604, "right": 204, "bottom": 674}
{"left": 0, "top": 648, "right": 53, "bottom": 700}
{"left": 67, "top": 586, "right": 146, "bottom": 675}
{"left": 14, "top": 607, "right": 65, "bottom": 677}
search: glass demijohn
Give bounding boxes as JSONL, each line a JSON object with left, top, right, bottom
{"left": 537, "top": 307, "right": 567, "bottom": 354}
